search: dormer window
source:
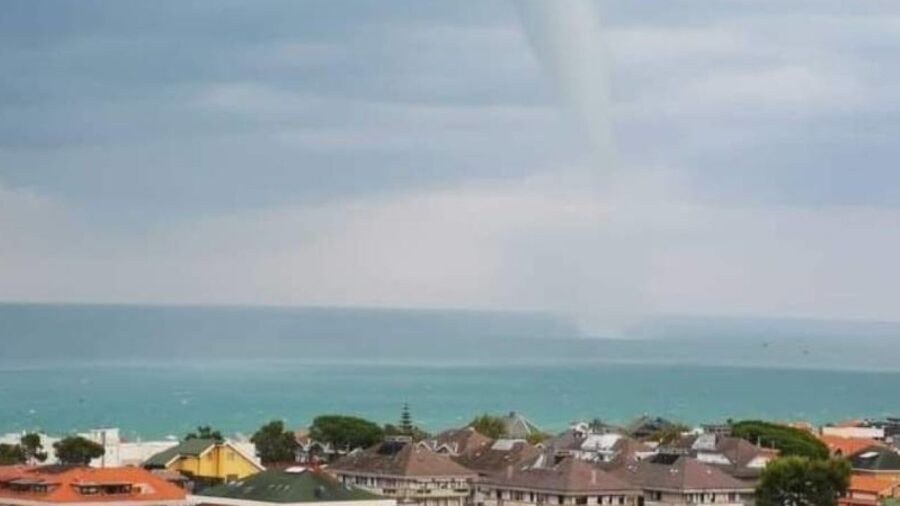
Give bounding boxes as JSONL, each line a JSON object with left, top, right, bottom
{"left": 74, "top": 483, "right": 133, "bottom": 495}
{"left": 78, "top": 485, "right": 100, "bottom": 495}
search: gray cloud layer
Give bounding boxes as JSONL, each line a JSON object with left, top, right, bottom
{"left": 2, "top": 1, "right": 900, "bottom": 331}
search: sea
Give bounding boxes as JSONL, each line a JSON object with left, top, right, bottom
{"left": 1, "top": 303, "right": 898, "bottom": 440}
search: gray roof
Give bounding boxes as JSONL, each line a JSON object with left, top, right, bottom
{"left": 145, "top": 439, "right": 218, "bottom": 468}
{"left": 850, "top": 446, "right": 900, "bottom": 472}
{"left": 501, "top": 412, "right": 542, "bottom": 439}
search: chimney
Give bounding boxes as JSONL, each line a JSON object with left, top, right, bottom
{"left": 591, "top": 469, "right": 597, "bottom": 485}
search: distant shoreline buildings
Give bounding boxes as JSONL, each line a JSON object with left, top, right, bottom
{"left": 1, "top": 412, "right": 898, "bottom": 506}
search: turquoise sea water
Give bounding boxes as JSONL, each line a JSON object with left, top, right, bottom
{"left": 1, "top": 303, "right": 898, "bottom": 438}
{"left": 0, "top": 361, "right": 898, "bottom": 439}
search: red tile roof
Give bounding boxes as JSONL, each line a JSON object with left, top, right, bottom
{"left": 0, "top": 465, "right": 186, "bottom": 504}
{"left": 848, "top": 474, "right": 896, "bottom": 495}
{"left": 820, "top": 435, "right": 886, "bottom": 457}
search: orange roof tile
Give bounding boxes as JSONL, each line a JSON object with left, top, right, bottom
{"left": 849, "top": 474, "right": 896, "bottom": 495}
{"left": 819, "top": 435, "right": 886, "bottom": 457}
{"left": 0, "top": 465, "right": 186, "bottom": 503}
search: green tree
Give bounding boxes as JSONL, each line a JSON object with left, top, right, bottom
{"left": 53, "top": 436, "right": 105, "bottom": 465}
{"left": 185, "top": 425, "right": 224, "bottom": 442}
{"left": 756, "top": 456, "right": 850, "bottom": 506}
{"left": 0, "top": 444, "right": 25, "bottom": 465}
{"left": 309, "top": 415, "right": 383, "bottom": 450}
{"left": 20, "top": 433, "right": 47, "bottom": 463}
{"left": 251, "top": 420, "right": 300, "bottom": 464}
{"left": 731, "top": 420, "right": 829, "bottom": 460}
{"left": 399, "top": 403, "right": 413, "bottom": 435}
{"left": 526, "top": 431, "right": 550, "bottom": 445}
{"left": 469, "top": 414, "right": 506, "bottom": 439}
{"left": 384, "top": 423, "right": 430, "bottom": 442}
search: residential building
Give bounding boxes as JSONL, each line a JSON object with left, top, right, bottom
{"left": 479, "top": 455, "right": 640, "bottom": 506}
{"left": 328, "top": 437, "right": 477, "bottom": 506}
{"left": 848, "top": 446, "right": 900, "bottom": 481}
{"left": 144, "top": 439, "right": 264, "bottom": 487}
{"left": 296, "top": 430, "right": 342, "bottom": 464}
{"left": 823, "top": 421, "right": 886, "bottom": 441}
{"left": 662, "top": 434, "right": 777, "bottom": 483}
{"left": 453, "top": 439, "right": 540, "bottom": 478}
{"left": 820, "top": 435, "right": 886, "bottom": 459}
{"left": 418, "top": 428, "right": 493, "bottom": 457}
{"left": 840, "top": 474, "right": 900, "bottom": 506}
{"left": 546, "top": 424, "right": 654, "bottom": 465}
{"left": 191, "top": 467, "right": 396, "bottom": 506}
{"left": 0, "top": 464, "right": 189, "bottom": 505}
{"left": 612, "top": 454, "right": 756, "bottom": 506}
{"left": 1, "top": 428, "right": 180, "bottom": 468}
{"left": 498, "top": 413, "right": 542, "bottom": 441}
{"left": 83, "top": 428, "right": 181, "bottom": 467}
{"left": 700, "top": 425, "right": 732, "bottom": 438}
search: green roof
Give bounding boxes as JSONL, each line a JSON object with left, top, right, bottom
{"left": 197, "top": 469, "right": 384, "bottom": 503}
{"left": 144, "top": 439, "right": 218, "bottom": 468}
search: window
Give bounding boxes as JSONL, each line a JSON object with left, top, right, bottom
{"left": 78, "top": 486, "right": 99, "bottom": 495}
{"left": 101, "top": 485, "right": 132, "bottom": 495}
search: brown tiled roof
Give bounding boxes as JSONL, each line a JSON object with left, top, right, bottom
{"left": 717, "top": 437, "right": 775, "bottom": 468}
{"left": 613, "top": 455, "right": 754, "bottom": 492}
{"left": 453, "top": 440, "right": 540, "bottom": 476}
{"left": 428, "top": 428, "right": 493, "bottom": 456}
{"left": 545, "top": 430, "right": 585, "bottom": 453}
{"left": 483, "top": 457, "right": 637, "bottom": 494}
{"left": 659, "top": 434, "right": 775, "bottom": 481}
{"left": 329, "top": 441, "right": 476, "bottom": 478}
{"left": 592, "top": 437, "right": 656, "bottom": 477}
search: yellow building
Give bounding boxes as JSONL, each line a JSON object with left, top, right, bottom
{"left": 144, "top": 438, "right": 264, "bottom": 483}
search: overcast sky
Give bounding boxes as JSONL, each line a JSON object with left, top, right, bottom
{"left": 2, "top": 0, "right": 900, "bottom": 331}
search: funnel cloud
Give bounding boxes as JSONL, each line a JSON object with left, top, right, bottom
{"left": 516, "top": 0, "right": 615, "bottom": 175}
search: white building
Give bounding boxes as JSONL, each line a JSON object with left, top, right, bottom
{"left": 1, "top": 428, "right": 181, "bottom": 467}
{"left": 822, "top": 426, "right": 885, "bottom": 441}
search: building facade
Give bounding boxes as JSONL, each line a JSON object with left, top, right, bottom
{"left": 479, "top": 455, "right": 640, "bottom": 506}
{"left": 612, "top": 454, "right": 756, "bottom": 506}
{"left": 329, "top": 438, "right": 477, "bottom": 506}
{"left": 144, "top": 439, "right": 264, "bottom": 486}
